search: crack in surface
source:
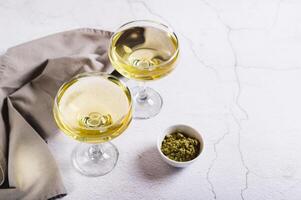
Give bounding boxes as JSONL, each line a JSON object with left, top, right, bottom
{"left": 201, "top": 0, "right": 282, "bottom": 32}
{"left": 200, "top": 1, "right": 251, "bottom": 199}
{"left": 127, "top": 0, "right": 168, "bottom": 23}
{"left": 180, "top": 33, "right": 221, "bottom": 82}
{"left": 230, "top": 111, "right": 250, "bottom": 200}
{"left": 226, "top": 20, "right": 250, "bottom": 200}
{"left": 206, "top": 127, "right": 230, "bottom": 200}
{"left": 269, "top": 0, "right": 283, "bottom": 30}
{"left": 226, "top": 30, "right": 249, "bottom": 121}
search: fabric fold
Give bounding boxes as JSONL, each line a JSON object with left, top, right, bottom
{"left": 6, "top": 98, "right": 67, "bottom": 200}
{"left": 0, "top": 28, "right": 113, "bottom": 199}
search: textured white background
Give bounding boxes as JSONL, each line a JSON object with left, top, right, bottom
{"left": 1, "top": 0, "right": 301, "bottom": 199}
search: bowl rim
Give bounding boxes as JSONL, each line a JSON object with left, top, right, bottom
{"left": 108, "top": 19, "right": 180, "bottom": 70}
{"left": 157, "top": 124, "right": 204, "bottom": 164}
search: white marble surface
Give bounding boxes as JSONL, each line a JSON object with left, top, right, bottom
{"left": 1, "top": 0, "right": 301, "bottom": 199}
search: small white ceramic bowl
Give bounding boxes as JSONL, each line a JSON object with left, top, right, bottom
{"left": 157, "top": 124, "right": 204, "bottom": 168}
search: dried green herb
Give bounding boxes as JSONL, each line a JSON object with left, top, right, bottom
{"left": 161, "top": 132, "right": 200, "bottom": 162}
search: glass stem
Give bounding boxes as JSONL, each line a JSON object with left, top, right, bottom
{"left": 136, "top": 82, "right": 148, "bottom": 103}
{"left": 88, "top": 144, "right": 103, "bottom": 161}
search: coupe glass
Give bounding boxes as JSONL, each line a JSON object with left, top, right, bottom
{"left": 109, "top": 20, "right": 179, "bottom": 119}
{"left": 53, "top": 72, "right": 132, "bottom": 176}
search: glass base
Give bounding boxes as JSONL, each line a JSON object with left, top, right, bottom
{"left": 132, "top": 86, "right": 163, "bottom": 119}
{"left": 72, "top": 142, "right": 119, "bottom": 177}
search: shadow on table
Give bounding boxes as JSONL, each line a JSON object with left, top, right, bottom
{"left": 135, "top": 146, "right": 183, "bottom": 181}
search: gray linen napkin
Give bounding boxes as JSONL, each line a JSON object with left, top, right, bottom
{"left": 0, "top": 28, "right": 113, "bottom": 199}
